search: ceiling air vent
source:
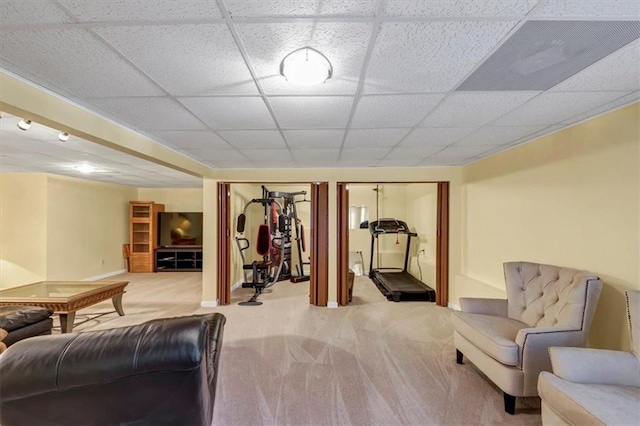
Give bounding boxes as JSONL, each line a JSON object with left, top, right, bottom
{"left": 457, "top": 20, "right": 640, "bottom": 91}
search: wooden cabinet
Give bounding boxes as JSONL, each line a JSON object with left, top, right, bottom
{"left": 129, "top": 201, "right": 164, "bottom": 272}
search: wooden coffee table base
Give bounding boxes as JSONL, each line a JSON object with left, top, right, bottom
{"left": 58, "top": 293, "right": 126, "bottom": 333}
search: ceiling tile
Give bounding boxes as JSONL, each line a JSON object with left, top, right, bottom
{"left": 337, "top": 159, "right": 379, "bottom": 167}
{"left": 237, "top": 22, "right": 372, "bottom": 95}
{"left": 291, "top": 149, "right": 340, "bottom": 161}
{"left": 95, "top": 25, "right": 257, "bottom": 96}
{"left": 225, "top": 1, "right": 378, "bottom": 18}
{"left": 561, "top": 90, "right": 640, "bottom": 125}
{"left": 283, "top": 130, "right": 345, "bottom": 148}
{"left": 179, "top": 97, "right": 275, "bottom": 129}
{"left": 533, "top": 1, "right": 640, "bottom": 18}
{"left": 241, "top": 149, "right": 293, "bottom": 161}
{"left": 400, "top": 127, "right": 478, "bottom": 147}
{"left": 0, "top": 29, "right": 164, "bottom": 98}
{"left": 418, "top": 158, "right": 461, "bottom": 167}
{"left": 492, "top": 91, "right": 630, "bottom": 126}
{"left": 0, "top": 0, "right": 73, "bottom": 26}
{"left": 550, "top": 40, "right": 640, "bottom": 92}
{"left": 420, "top": 92, "right": 540, "bottom": 127}
{"left": 340, "top": 147, "right": 390, "bottom": 161}
{"left": 151, "top": 130, "right": 232, "bottom": 150}
{"left": 218, "top": 130, "right": 287, "bottom": 149}
{"left": 61, "top": 0, "right": 223, "bottom": 21}
{"left": 352, "top": 94, "right": 445, "bottom": 128}
{"left": 344, "top": 128, "right": 411, "bottom": 147}
{"left": 376, "top": 159, "right": 422, "bottom": 167}
{"left": 430, "top": 144, "right": 496, "bottom": 158}
{"left": 364, "top": 21, "right": 517, "bottom": 93}
{"left": 456, "top": 125, "right": 550, "bottom": 146}
{"left": 384, "top": 0, "right": 538, "bottom": 18}
{"left": 91, "top": 97, "right": 207, "bottom": 130}
{"left": 385, "top": 146, "right": 442, "bottom": 160}
{"left": 270, "top": 96, "right": 353, "bottom": 128}
{"left": 185, "top": 148, "right": 247, "bottom": 162}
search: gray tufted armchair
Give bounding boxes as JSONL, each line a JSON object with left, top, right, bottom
{"left": 451, "top": 262, "right": 603, "bottom": 414}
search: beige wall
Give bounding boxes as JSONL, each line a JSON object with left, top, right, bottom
{"left": 406, "top": 183, "right": 438, "bottom": 286}
{"left": 46, "top": 175, "right": 137, "bottom": 280}
{"left": 0, "top": 174, "right": 136, "bottom": 288}
{"left": 0, "top": 174, "right": 48, "bottom": 288}
{"left": 458, "top": 103, "right": 639, "bottom": 351}
{"left": 137, "top": 188, "right": 203, "bottom": 212}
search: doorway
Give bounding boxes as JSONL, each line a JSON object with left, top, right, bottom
{"left": 337, "top": 182, "right": 450, "bottom": 307}
{"left": 216, "top": 182, "right": 328, "bottom": 306}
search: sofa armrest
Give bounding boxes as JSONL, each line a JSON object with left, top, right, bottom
{"left": 459, "top": 298, "right": 507, "bottom": 317}
{"left": 548, "top": 346, "right": 640, "bottom": 387}
{"left": 0, "top": 313, "right": 226, "bottom": 402}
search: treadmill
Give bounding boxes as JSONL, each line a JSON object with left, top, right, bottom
{"left": 368, "top": 218, "right": 436, "bottom": 302}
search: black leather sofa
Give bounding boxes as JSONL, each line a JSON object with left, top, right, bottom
{"left": 0, "top": 305, "right": 53, "bottom": 346}
{"left": 0, "top": 313, "right": 226, "bottom": 426}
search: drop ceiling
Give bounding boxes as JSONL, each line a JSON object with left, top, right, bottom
{"left": 0, "top": 0, "right": 638, "bottom": 175}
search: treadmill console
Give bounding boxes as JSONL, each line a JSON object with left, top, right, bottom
{"left": 369, "top": 218, "right": 409, "bottom": 234}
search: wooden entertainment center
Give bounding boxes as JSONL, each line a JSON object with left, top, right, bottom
{"left": 155, "top": 247, "right": 203, "bottom": 272}
{"left": 129, "top": 201, "right": 203, "bottom": 273}
{"left": 129, "top": 201, "right": 164, "bottom": 273}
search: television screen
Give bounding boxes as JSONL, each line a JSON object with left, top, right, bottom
{"left": 158, "top": 212, "right": 203, "bottom": 247}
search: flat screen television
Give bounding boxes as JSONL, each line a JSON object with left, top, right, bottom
{"left": 157, "top": 212, "right": 203, "bottom": 247}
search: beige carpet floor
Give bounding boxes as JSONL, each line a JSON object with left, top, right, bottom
{"left": 76, "top": 272, "right": 541, "bottom": 425}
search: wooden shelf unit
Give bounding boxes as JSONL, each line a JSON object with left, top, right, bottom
{"left": 155, "top": 247, "right": 203, "bottom": 272}
{"left": 129, "top": 201, "right": 164, "bottom": 273}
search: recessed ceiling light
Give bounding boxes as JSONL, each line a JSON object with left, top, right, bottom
{"left": 74, "top": 164, "right": 97, "bottom": 174}
{"left": 17, "top": 119, "right": 32, "bottom": 131}
{"left": 280, "top": 47, "right": 333, "bottom": 86}
{"left": 58, "top": 132, "right": 69, "bottom": 142}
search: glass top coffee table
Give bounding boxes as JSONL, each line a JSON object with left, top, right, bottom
{"left": 0, "top": 281, "right": 129, "bottom": 333}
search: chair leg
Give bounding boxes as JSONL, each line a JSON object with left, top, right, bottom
{"left": 503, "top": 392, "right": 516, "bottom": 415}
{"left": 456, "top": 349, "right": 463, "bottom": 364}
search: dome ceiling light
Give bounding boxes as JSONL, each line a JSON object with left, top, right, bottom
{"left": 280, "top": 47, "right": 333, "bottom": 86}
{"left": 58, "top": 132, "right": 69, "bottom": 142}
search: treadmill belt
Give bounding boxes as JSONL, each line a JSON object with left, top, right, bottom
{"left": 371, "top": 271, "right": 435, "bottom": 302}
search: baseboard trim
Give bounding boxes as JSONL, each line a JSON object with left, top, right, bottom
{"left": 327, "top": 301, "right": 339, "bottom": 308}
{"left": 83, "top": 269, "right": 127, "bottom": 281}
{"left": 448, "top": 302, "right": 461, "bottom": 311}
{"left": 231, "top": 279, "right": 244, "bottom": 292}
{"left": 200, "top": 300, "right": 218, "bottom": 308}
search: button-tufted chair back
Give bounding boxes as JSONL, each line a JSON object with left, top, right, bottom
{"left": 504, "top": 262, "right": 602, "bottom": 335}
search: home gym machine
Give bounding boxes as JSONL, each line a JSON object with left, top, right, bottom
{"left": 235, "top": 186, "right": 309, "bottom": 305}
{"left": 368, "top": 218, "right": 436, "bottom": 302}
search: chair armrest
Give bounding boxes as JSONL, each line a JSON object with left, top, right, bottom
{"left": 459, "top": 298, "right": 507, "bottom": 317}
{"left": 0, "top": 313, "right": 226, "bottom": 402}
{"left": 548, "top": 346, "right": 640, "bottom": 387}
{"left": 515, "top": 326, "right": 584, "bottom": 386}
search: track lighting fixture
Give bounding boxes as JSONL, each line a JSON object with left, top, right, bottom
{"left": 58, "top": 132, "right": 69, "bottom": 142}
{"left": 17, "top": 119, "right": 32, "bottom": 131}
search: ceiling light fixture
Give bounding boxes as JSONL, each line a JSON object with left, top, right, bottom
{"left": 58, "top": 132, "right": 69, "bottom": 142}
{"left": 17, "top": 119, "right": 32, "bottom": 131}
{"left": 280, "top": 47, "right": 333, "bottom": 86}
{"left": 74, "top": 164, "right": 97, "bottom": 174}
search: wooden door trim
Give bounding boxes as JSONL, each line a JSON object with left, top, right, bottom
{"left": 216, "top": 182, "right": 231, "bottom": 306}
{"left": 436, "top": 182, "right": 450, "bottom": 307}
{"left": 310, "top": 182, "right": 329, "bottom": 306}
{"left": 337, "top": 183, "right": 349, "bottom": 306}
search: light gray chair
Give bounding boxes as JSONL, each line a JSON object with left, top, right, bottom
{"left": 538, "top": 290, "right": 640, "bottom": 425}
{"left": 452, "top": 262, "right": 603, "bottom": 414}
